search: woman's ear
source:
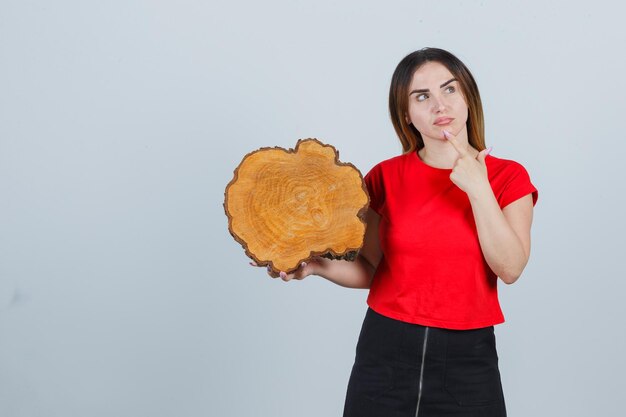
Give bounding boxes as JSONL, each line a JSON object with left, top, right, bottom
{"left": 405, "top": 114, "right": 411, "bottom": 125}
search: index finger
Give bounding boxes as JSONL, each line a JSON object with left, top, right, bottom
{"left": 443, "top": 130, "right": 470, "bottom": 158}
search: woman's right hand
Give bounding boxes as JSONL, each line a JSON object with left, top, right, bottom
{"left": 249, "top": 257, "right": 323, "bottom": 282}
{"left": 246, "top": 209, "right": 381, "bottom": 289}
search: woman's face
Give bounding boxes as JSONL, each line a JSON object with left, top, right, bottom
{"left": 405, "top": 61, "right": 469, "bottom": 141}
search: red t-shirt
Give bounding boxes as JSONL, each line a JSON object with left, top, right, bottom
{"left": 363, "top": 150, "right": 538, "bottom": 330}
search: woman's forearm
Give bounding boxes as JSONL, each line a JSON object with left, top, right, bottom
{"left": 312, "top": 254, "right": 374, "bottom": 289}
{"left": 468, "top": 185, "right": 528, "bottom": 284}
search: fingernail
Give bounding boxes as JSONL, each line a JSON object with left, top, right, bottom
{"left": 249, "top": 261, "right": 257, "bottom": 267}
{"left": 443, "top": 130, "right": 451, "bottom": 138}
{"left": 279, "top": 271, "right": 287, "bottom": 279}
{"left": 486, "top": 146, "right": 493, "bottom": 155}
{"left": 266, "top": 265, "right": 272, "bottom": 272}
{"left": 301, "top": 262, "right": 307, "bottom": 268}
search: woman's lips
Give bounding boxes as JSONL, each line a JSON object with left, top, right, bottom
{"left": 434, "top": 118, "right": 454, "bottom": 126}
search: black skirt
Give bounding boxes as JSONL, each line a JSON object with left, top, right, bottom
{"left": 343, "top": 307, "right": 507, "bottom": 417}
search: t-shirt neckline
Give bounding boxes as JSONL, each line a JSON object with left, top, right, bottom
{"left": 412, "top": 149, "right": 491, "bottom": 171}
{"left": 412, "top": 149, "right": 453, "bottom": 172}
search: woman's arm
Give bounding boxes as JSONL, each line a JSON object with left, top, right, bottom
{"left": 266, "top": 208, "right": 383, "bottom": 288}
{"left": 468, "top": 187, "right": 534, "bottom": 285}
{"left": 310, "top": 254, "right": 375, "bottom": 289}
{"left": 440, "top": 131, "right": 534, "bottom": 285}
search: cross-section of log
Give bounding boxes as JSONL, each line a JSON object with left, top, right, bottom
{"left": 224, "top": 138, "right": 370, "bottom": 274}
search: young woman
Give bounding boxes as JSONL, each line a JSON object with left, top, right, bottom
{"left": 252, "top": 47, "right": 538, "bottom": 416}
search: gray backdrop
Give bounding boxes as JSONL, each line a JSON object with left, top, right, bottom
{"left": 1, "top": 0, "right": 624, "bottom": 416}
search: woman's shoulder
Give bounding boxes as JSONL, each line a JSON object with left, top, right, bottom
{"left": 485, "top": 154, "right": 531, "bottom": 173}
{"left": 485, "top": 154, "right": 537, "bottom": 198}
{"left": 371, "top": 151, "right": 411, "bottom": 170}
{"left": 486, "top": 154, "right": 538, "bottom": 207}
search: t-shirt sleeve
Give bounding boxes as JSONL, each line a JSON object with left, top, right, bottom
{"left": 363, "top": 163, "right": 385, "bottom": 216}
{"left": 498, "top": 162, "right": 539, "bottom": 209}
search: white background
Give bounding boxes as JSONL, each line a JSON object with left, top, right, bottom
{"left": 1, "top": 0, "right": 624, "bottom": 415}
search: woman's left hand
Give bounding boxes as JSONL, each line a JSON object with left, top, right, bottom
{"left": 442, "top": 129, "right": 492, "bottom": 198}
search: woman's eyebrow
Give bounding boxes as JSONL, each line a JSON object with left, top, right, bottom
{"left": 409, "top": 78, "right": 457, "bottom": 95}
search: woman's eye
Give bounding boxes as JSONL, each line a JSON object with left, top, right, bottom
{"left": 417, "top": 86, "right": 455, "bottom": 102}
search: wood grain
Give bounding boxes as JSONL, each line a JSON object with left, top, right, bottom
{"left": 224, "top": 138, "right": 369, "bottom": 274}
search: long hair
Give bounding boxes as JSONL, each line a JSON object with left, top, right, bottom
{"left": 389, "top": 47, "right": 486, "bottom": 154}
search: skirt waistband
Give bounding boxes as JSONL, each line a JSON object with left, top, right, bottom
{"left": 360, "top": 307, "right": 497, "bottom": 366}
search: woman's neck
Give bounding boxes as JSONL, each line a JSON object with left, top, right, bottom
{"left": 418, "top": 140, "right": 479, "bottom": 169}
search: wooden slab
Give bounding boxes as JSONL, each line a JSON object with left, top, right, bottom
{"left": 224, "top": 138, "right": 369, "bottom": 274}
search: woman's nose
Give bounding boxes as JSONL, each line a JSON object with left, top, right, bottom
{"left": 431, "top": 95, "right": 448, "bottom": 112}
